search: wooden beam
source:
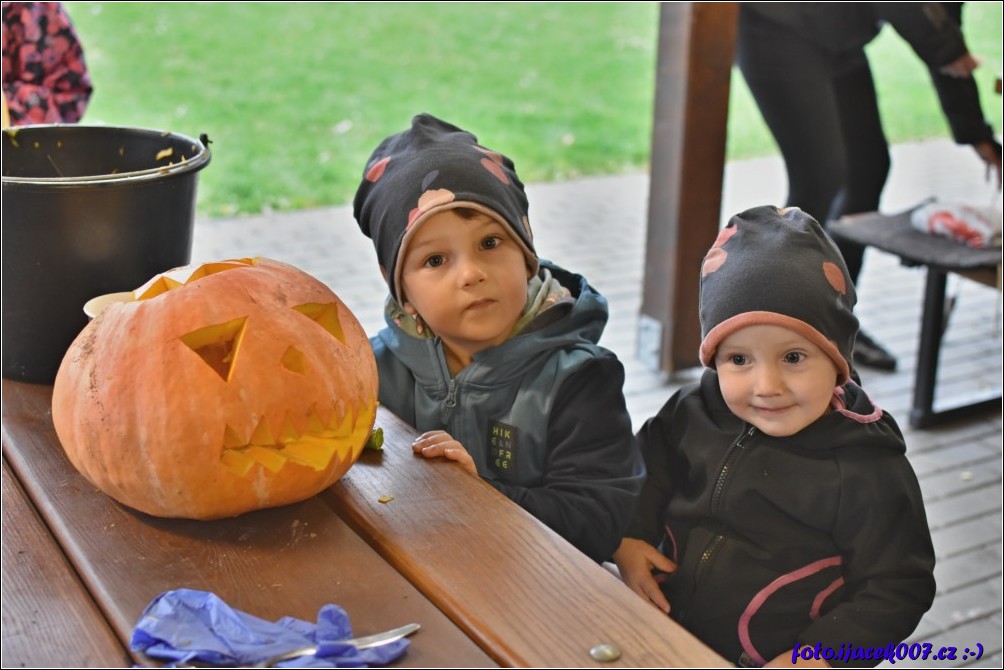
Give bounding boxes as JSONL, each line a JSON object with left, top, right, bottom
{"left": 639, "top": 2, "right": 737, "bottom": 374}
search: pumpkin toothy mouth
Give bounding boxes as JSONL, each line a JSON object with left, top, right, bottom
{"left": 220, "top": 406, "right": 363, "bottom": 476}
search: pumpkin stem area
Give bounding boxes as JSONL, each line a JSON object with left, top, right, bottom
{"left": 134, "top": 258, "right": 259, "bottom": 300}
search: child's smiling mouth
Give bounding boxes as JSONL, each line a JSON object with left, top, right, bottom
{"left": 465, "top": 298, "right": 496, "bottom": 311}
{"left": 752, "top": 404, "right": 794, "bottom": 415}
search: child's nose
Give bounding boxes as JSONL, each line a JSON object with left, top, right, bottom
{"left": 457, "top": 257, "right": 487, "bottom": 286}
{"left": 753, "top": 365, "right": 783, "bottom": 395}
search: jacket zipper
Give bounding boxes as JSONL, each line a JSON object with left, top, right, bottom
{"left": 442, "top": 378, "right": 458, "bottom": 424}
{"left": 711, "top": 424, "right": 756, "bottom": 512}
{"left": 678, "top": 425, "right": 757, "bottom": 624}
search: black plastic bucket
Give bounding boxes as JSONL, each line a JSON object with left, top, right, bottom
{"left": 2, "top": 125, "right": 212, "bottom": 383}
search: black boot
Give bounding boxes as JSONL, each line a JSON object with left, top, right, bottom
{"left": 854, "top": 330, "right": 897, "bottom": 371}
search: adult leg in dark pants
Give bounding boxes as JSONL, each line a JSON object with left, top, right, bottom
{"left": 737, "top": 35, "right": 897, "bottom": 370}
{"left": 826, "top": 55, "right": 898, "bottom": 371}
{"left": 827, "top": 53, "right": 891, "bottom": 284}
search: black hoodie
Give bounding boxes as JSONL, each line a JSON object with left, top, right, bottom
{"left": 629, "top": 370, "right": 935, "bottom": 667}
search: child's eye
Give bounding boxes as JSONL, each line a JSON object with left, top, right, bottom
{"left": 424, "top": 254, "right": 445, "bottom": 268}
{"left": 481, "top": 235, "right": 501, "bottom": 250}
{"left": 727, "top": 354, "right": 747, "bottom": 366}
{"left": 783, "top": 352, "right": 805, "bottom": 364}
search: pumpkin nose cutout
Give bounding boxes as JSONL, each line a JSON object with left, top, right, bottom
{"left": 281, "top": 346, "right": 307, "bottom": 374}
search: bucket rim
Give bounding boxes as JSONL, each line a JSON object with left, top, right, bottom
{"left": 2, "top": 124, "right": 211, "bottom": 185}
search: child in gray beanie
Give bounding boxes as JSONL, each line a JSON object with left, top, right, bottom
{"left": 614, "top": 206, "right": 934, "bottom": 666}
{"left": 353, "top": 114, "right": 643, "bottom": 563}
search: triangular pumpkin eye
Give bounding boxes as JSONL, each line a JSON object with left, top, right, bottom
{"left": 179, "top": 317, "right": 247, "bottom": 381}
{"left": 294, "top": 303, "right": 345, "bottom": 344}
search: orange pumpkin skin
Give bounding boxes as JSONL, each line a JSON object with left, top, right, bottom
{"left": 52, "top": 258, "right": 378, "bottom": 520}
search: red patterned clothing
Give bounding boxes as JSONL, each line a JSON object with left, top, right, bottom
{"left": 2, "top": 1, "right": 92, "bottom": 125}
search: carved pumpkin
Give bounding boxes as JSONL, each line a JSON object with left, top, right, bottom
{"left": 52, "top": 257, "right": 378, "bottom": 520}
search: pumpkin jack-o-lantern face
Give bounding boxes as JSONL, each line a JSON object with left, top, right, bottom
{"left": 53, "top": 258, "right": 379, "bottom": 520}
{"left": 175, "top": 302, "right": 350, "bottom": 477}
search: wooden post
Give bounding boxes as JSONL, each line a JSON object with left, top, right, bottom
{"left": 638, "top": 2, "right": 738, "bottom": 374}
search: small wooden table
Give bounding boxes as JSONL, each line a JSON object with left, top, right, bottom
{"left": 2, "top": 379, "right": 729, "bottom": 668}
{"left": 830, "top": 208, "right": 1002, "bottom": 428}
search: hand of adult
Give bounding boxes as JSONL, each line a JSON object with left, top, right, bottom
{"left": 972, "top": 140, "right": 1003, "bottom": 190}
{"left": 939, "top": 53, "right": 980, "bottom": 78}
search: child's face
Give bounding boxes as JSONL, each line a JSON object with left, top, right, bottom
{"left": 400, "top": 209, "right": 529, "bottom": 370}
{"left": 714, "top": 324, "right": 839, "bottom": 437}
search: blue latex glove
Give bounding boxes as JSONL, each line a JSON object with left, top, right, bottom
{"left": 130, "top": 588, "right": 409, "bottom": 667}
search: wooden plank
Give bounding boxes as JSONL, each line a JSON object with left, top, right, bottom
{"left": 0, "top": 380, "right": 495, "bottom": 669}
{"left": 326, "top": 407, "right": 731, "bottom": 668}
{"left": 2, "top": 458, "right": 131, "bottom": 669}
{"left": 640, "top": 1, "right": 738, "bottom": 373}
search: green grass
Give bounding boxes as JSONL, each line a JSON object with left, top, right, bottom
{"left": 64, "top": 2, "right": 1001, "bottom": 217}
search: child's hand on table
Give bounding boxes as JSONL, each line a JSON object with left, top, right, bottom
{"left": 412, "top": 430, "right": 477, "bottom": 475}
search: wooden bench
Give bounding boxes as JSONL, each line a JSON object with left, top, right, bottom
{"left": 328, "top": 411, "right": 725, "bottom": 668}
{"left": 2, "top": 459, "right": 131, "bottom": 668}
{"left": 1, "top": 381, "right": 495, "bottom": 669}
{"left": 829, "top": 207, "right": 1001, "bottom": 428}
{"left": 2, "top": 379, "right": 729, "bottom": 668}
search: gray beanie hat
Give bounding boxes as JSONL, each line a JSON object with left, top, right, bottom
{"left": 353, "top": 114, "right": 538, "bottom": 304}
{"left": 698, "top": 205, "right": 858, "bottom": 385}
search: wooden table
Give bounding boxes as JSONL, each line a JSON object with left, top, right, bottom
{"left": 2, "top": 379, "right": 729, "bottom": 668}
{"left": 829, "top": 209, "right": 1002, "bottom": 428}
